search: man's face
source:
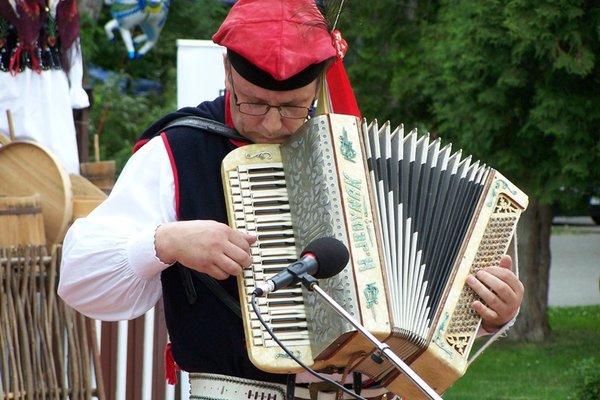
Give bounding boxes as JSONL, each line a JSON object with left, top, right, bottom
{"left": 224, "top": 60, "right": 318, "bottom": 144}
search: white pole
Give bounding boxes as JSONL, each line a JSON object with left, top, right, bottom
{"left": 142, "top": 308, "right": 155, "bottom": 400}
{"left": 116, "top": 320, "right": 129, "bottom": 400}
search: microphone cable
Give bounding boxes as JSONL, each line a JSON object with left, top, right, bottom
{"left": 251, "top": 292, "right": 367, "bottom": 400}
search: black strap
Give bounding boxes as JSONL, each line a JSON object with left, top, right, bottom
{"left": 192, "top": 270, "right": 242, "bottom": 318}
{"left": 166, "top": 115, "right": 245, "bottom": 318}
{"left": 162, "top": 115, "right": 252, "bottom": 143}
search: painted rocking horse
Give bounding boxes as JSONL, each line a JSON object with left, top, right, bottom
{"left": 104, "top": 0, "right": 171, "bottom": 59}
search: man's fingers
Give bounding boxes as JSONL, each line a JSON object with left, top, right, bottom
{"left": 204, "top": 264, "right": 232, "bottom": 281}
{"left": 228, "top": 230, "right": 257, "bottom": 251}
{"left": 223, "top": 241, "right": 253, "bottom": 270}
{"left": 480, "top": 266, "right": 524, "bottom": 297}
{"left": 471, "top": 300, "right": 499, "bottom": 323}
{"left": 467, "top": 272, "right": 505, "bottom": 312}
{"left": 466, "top": 264, "right": 524, "bottom": 329}
{"left": 498, "top": 254, "right": 513, "bottom": 270}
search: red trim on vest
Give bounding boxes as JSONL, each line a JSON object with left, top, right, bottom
{"left": 132, "top": 138, "right": 150, "bottom": 154}
{"left": 161, "top": 132, "right": 181, "bottom": 220}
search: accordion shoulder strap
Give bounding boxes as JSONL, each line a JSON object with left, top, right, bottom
{"left": 162, "top": 115, "right": 251, "bottom": 143}
{"left": 178, "top": 265, "right": 242, "bottom": 318}
{"left": 194, "top": 270, "right": 242, "bottom": 318}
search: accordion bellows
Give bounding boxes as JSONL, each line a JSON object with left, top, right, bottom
{"left": 221, "top": 114, "right": 528, "bottom": 398}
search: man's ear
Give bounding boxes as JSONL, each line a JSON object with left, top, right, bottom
{"left": 222, "top": 53, "right": 231, "bottom": 90}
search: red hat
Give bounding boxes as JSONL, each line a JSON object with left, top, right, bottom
{"left": 213, "top": 0, "right": 337, "bottom": 91}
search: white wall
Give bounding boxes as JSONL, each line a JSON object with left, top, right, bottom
{"left": 176, "top": 39, "right": 226, "bottom": 109}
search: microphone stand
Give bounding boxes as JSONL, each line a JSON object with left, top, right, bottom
{"left": 300, "top": 274, "right": 443, "bottom": 400}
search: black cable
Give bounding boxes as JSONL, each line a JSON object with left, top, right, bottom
{"left": 251, "top": 292, "right": 367, "bottom": 400}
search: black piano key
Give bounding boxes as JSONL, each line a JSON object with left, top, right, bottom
{"left": 245, "top": 167, "right": 284, "bottom": 174}
{"left": 262, "top": 258, "right": 297, "bottom": 265}
{"left": 266, "top": 299, "right": 304, "bottom": 306}
{"left": 257, "top": 233, "right": 295, "bottom": 240}
{"left": 255, "top": 207, "right": 290, "bottom": 215}
{"left": 267, "top": 290, "right": 302, "bottom": 299}
{"left": 270, "top": 316, "right": 307, "bottom": 323}
{"left": 253, "top": 199, "right": 289, "bottom": 207}
{"left": 249, "top": 183, "right": 287, "bottom": 190}
{"left": 271, "top": 325, "right": 307, "bottom": 332}
{"left": 258, "top": 240, "right": 294, "bottom": 248}
{"left": 256, "top": 224, "right": 293, "bottom": 232}
{"left": 248, "top": 175, "right": 285, "bottom": 182}
{"left": 261, "top": 268, "right": 287, "bottom": 275}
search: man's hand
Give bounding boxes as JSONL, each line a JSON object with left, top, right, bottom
{"left": 466, "top": 255, "right": 524, "bottom": 333}
{"left": 155, "top": 220, "right": 256, "bottom": 280}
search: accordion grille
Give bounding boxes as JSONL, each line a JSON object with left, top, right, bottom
{"left": 443, "top": 195, "right": 521, "bottom": 354}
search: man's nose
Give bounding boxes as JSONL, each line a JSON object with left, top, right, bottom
{"left": 260, "top": 107, "right": 284, "bottom": 136}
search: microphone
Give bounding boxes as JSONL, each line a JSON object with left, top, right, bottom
{"left": 253, "top": 237, "right": 349, "bottom": 296}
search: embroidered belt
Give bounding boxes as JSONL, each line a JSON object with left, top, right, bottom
{"left": 188, "top": 372, "right": 396, "bottom": 400}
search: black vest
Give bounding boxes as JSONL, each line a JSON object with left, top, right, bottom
{"left": 148, "top": 98, "right": 288, "bottom": 383}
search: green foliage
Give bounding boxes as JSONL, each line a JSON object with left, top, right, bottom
{"left": 421, "top": 0, "right": 600, "bottom": 200}
{"left": 505, "top": 1, "right": 595, "bottom": 76}
{"left": 341, "top": 1, "right": 439, "bottom": 127}
{"left": 88, "top": 77, "right": 172, "bottom": 172}
{"left": 77, "top": 0, "right": 230, "bottom": 170}
{"left": 569, "top": 356, "right": 600, "bottom": 400}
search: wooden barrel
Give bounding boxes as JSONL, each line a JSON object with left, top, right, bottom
{"left": 80, "top": 160, "right": 116, "bottom": 194}
{"left": 0, "top": 194, "right": 47, "bottom": 247}
{"left": 0, "top": 141, "right": 73, "bottom": 246}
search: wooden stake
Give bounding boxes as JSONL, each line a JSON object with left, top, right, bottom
{"left": 6, "top": 109, "right": 16, "bottom": 142}
{"left": 94, "top": 133, "right": 100, "bottom": 162}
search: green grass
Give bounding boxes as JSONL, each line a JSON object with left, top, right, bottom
{"left": 443, "top": 305, "right": 600, "bottom": 400}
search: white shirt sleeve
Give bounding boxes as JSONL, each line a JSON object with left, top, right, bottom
{"left": 58, "top": 136, "right": 177, "bottom": 321}
{"left": 67, "top": 39, "right": 91, "bottom": 109}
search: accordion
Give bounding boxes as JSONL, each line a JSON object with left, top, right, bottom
{"left": 221, "top": 113, "right": 528, "bottom": 398}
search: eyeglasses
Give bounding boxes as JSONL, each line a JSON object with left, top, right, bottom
{"left": 229, "top": 72, "right": 314, "bottom": 120}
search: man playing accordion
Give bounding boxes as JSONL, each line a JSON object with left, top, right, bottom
{"left": 58, "top": 1, "right": 524, "bottom": 398}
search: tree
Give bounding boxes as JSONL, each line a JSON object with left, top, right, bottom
{"left": 341, "top": 0, "right": 439, "bottom": 126}
{"left": 342, "top": 0, "right": 600, "bottom": 341}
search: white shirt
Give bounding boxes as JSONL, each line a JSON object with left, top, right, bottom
{"left": 58, "top": 135, "right": 175, "bottom": 320}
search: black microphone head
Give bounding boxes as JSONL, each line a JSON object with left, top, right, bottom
{"left": 301, "top": 237, "right": 349, "bottom": 279}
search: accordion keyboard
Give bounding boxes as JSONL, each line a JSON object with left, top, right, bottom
{"left": 227, "top": 163, "right": 311, "bottom": 349}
